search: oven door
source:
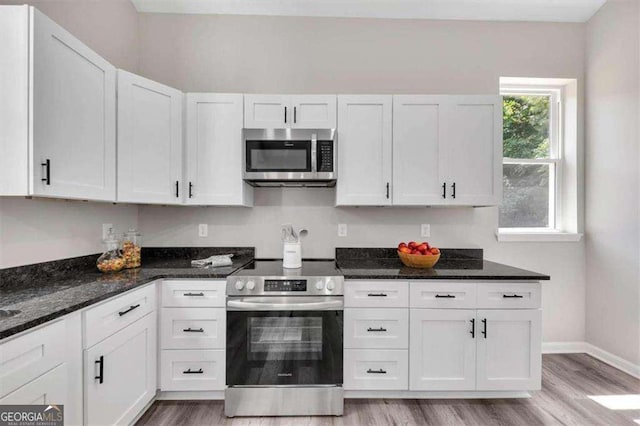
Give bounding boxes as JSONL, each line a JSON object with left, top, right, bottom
{"left": 226, "top": 297, "right": 343, "bottom": 386}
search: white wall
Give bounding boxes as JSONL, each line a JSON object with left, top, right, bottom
{"left": 585, "top": 0, "right": 640, "bottom": 366}
{"left": 0, "top": 0, "right": 140, "bottom": 268}
{"left": 136, "top": 14, "right": 587, "bottom": 345}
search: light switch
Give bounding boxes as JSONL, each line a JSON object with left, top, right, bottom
{"left": 338, "top": 224, "right": 347, "bottom": 237}
{"left": 198, "top": 224, "right": 208, "bottom": 237}
{"left": 421, "top": 224, "right": 431, "bottom": 237}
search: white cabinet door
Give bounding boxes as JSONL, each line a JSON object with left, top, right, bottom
{"left": 476, "top": 309, "right": 541, "bottom": 391}
{"left": 117, "top": 70, "right": 183, "bottom": 204}
{"left": 392, "top": 96, "right": 447, "bottom": 205}
{"left": 244, "top": 95, "right": 289, "bottom": 128}
{"left": 0, "top": 363, "right": 67, "bottom": 406}
{"left": 290, "top": 95, "right": 337, "bottom": 129}
{"left": 442, "top": 96, "right": 502, "bottom": 206}
{"left": 85, "top": 313, "right": 157, "bottom": 426}
{"left": 336, "top": 95, "right": 393, "bottom": 206}
{"left": 31, "top": 9, "right": 116, "bottom": 201}
{"left": 409, "top": 309, "right": 476, "bottom": 391}
{"left": 185, "top": 93, "right": 253, "bottom": 206}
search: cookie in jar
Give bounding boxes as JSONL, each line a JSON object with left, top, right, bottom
{"left": 122, "top": 228, "right": 142, "bottom": 268}
{"left": 97, "top": 231, "right": 125, "bottom": 273}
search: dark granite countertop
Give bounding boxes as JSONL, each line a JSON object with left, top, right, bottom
{"left": 336, "top": 248, "right": 550, "bottom": 281}
{"left": 0, "top": 247, "right": 254, "bottom": 340}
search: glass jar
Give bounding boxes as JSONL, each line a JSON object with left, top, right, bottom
{"left": 122, "top": 228, "right": 142, "bottom": 269}
{"left": 97, "top": 232, "right": 125, "bottom": 273}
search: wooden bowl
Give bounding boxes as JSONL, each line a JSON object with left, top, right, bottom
{"left": 397, "top": 250, "right": 441, "bottom": 269}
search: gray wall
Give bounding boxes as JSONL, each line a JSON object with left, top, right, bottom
{"left": 585, "top": 0, "right": 640, "bottom": 367}
{"left": 0, "top": 0, "right": 139, "bottom": 268}
{"left": 136, "top": 13, "right": 587, "bottom": 345}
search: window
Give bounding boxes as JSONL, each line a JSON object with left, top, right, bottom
{"left": 499, "top": 85, "right": 562, "bottom": 231}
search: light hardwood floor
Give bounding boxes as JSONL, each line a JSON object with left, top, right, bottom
{"left": 137, "top": 354, "right": 640, "bottom": 425}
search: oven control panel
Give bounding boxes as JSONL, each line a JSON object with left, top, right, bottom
{"left": 264, "top": 279, "right": 307, "bottom": 292}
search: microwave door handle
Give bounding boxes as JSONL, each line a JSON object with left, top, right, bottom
{"left": 227, "top": 299, "right": 343, "bottom": 311}
{"left": 311, "top": 133, "right": 317, "bottom": 174}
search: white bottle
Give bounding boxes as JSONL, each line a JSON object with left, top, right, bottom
{"left": 282, "top": 241, "right": 302, "bottom": 269}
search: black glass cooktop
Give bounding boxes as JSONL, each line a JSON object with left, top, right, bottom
{"left": 233, "top": 260, "right": 342, "bottom": 277}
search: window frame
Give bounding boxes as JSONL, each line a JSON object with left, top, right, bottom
{"left": 499, "top": 85, "right": 564, "bottom": 233}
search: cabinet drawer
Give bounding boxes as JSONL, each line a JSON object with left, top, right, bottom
{"left": 161, "top": 280, "right": 226, "bottom": 307}
{"left": 410, "top": 281, "right": 477, "bottom": 308}
{"left": 161, "top": 308, "right": 225, "bottom": 349}
{"left": 84, "top": 284, "right": 156, "bottom": 349}
{"left": 344, "top": 349, "right": 408, "bottom": 390}
{"left": 344, "top": 309, "right": 408, "bottom": 349}
{"left": 160, "top": 350, "right": 225, "bottom": 391}
{"left": 0, "top": 320, "right": 66, "bottom": 398}
{"left": 477, "top": 283, "right": 541, "bottom": 309}
{"left": 345, "top": 281, "right": 409, "bottom": 308}
{"left": 0, "top": 362, "right": 68, "bottom": 405}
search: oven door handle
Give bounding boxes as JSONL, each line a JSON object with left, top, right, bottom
{"left": 227, "top": 298, "right": 344, "bottom": 311}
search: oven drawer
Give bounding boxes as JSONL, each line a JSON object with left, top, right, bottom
{"left": 161, "top": 308, "right": 225, "bottom": 349}
{"left": 161, "top": 280, "right": 226, "bottom": 307}
{"left": 477, "top": 283, "right": 541, "bottom": 309}
{"left": 344, "top": 308, "right": 408, "bottom": 349}
{"left": 345, "top": 281, "right": 409, "bottom": 308}
{"left": 84, "top": 284, "right": 156, "bottom": 348}
{"left": 160, "top": 349, "right": 225, "bottom": 391}
{"left": 410, "top": 282, "right": 477, "bottom": 309}
{"left": 344, "top": 349, "right": 408, "bottom": 390}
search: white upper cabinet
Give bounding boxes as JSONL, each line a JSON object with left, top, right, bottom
{"left": 393, "top": 96, "right": 447, "bottom": 205}
{"left": 392, "top": 95, "right": 502, "bottom": 206}
{"left": 244, "top": 95, "right": 336, "bottom": 129}
{"left": 336, "top": 95, "right": 393, "bottom": 206}
{"left": 117, "top": 70, "right": 183, "bottom": 204}
{"left": 289, "top": 95, "right": 337, "bottom": 129}
{"left": 185, "top": 93, "right": 253, "bottom": 206}
{"left": 443, "top": 96, "right": 502, "bottom": 206}
{"left": 0, "top": 7, "right": 116, "bottom": 200}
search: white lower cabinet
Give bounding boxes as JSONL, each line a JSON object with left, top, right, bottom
{"left": 0, "top": 362, "right": 68, "bottom": 405}
{"left": 160, "top": 308, "right": 225, "bottom": 350}
{"left": 476, "top": 309, "right": 542, "bottom": 391}
{"left": 409, "top": 309, "right": 476, "bottom": 391}
{"left": 344, "top": 349, "right": 408, "bottom": 390}
{"left": 85, "top": 312, "right": 157, "bottom": 426}
{"left": 160, "top": 350, "right": 225, "bottom": 391}
{"left": 345, "top": 308, "right": 408, "bottom": 349}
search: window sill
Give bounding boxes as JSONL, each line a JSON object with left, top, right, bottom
{"left": 496, "top": 230, "right": 583, "bottom": 243}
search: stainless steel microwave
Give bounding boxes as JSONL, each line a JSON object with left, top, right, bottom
{"left": 243, "top": 129, "right": 336, "bottom": 187}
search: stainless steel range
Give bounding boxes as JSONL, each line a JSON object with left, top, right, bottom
{"left": 225, "top": 260, "right": 344, "bottom": 417}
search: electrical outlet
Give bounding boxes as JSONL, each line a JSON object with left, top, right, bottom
{"left": 198, "top": 224, "right": 208, "bottom": 237}
{"left": 338, "top": 224, "right": 348, "bottom": 237}
{"left": 421, "top": 224, "right": 431, "bottom": 237}
{"left": 102, "top": 223, "right": 113, "bottom": 240}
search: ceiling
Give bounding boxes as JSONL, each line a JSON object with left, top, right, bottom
{"left": 130, "top": 0, "right": 607, "bottom": 23}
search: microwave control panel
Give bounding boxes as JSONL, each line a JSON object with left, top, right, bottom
{"left": 317, "top": 141, "right": 334, "bottom": 172}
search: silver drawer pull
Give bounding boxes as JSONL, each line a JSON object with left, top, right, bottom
{"left": 367, "top": 327, "right": 387, "bottom": 332}
{"left": 366, "top": 368, "right": 387, "bottom": 374}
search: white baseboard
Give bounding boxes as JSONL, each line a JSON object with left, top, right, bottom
{"left": 542, "top": 341, "right": 586, "bottom": 353}
{"left": 584, "top": 343, "right": 640, "bottom": 379}
{"left": 543, "top": 341, "right": 640, "bottom": 379}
